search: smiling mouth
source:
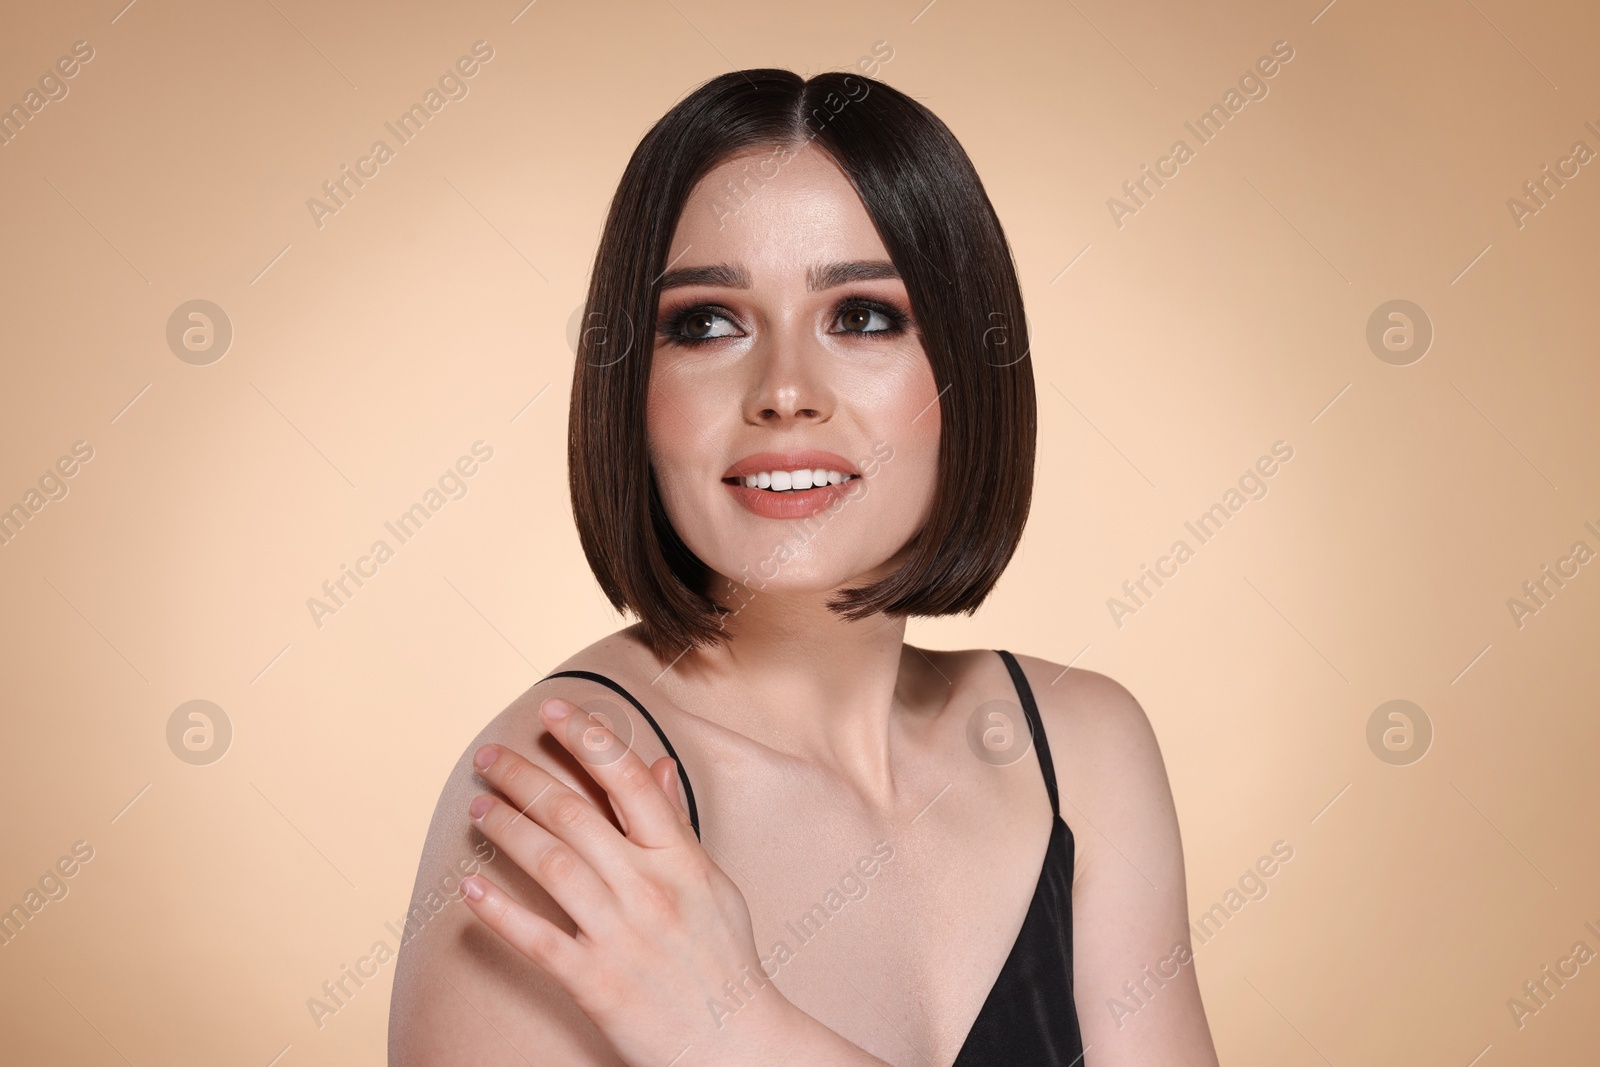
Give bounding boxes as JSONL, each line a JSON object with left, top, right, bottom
{"left": 722, "top": 468, "right": 861, "bottom": 493}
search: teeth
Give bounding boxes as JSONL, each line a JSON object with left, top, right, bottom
{"left": 733, "top": 468, "right": 857, "bottom": 492}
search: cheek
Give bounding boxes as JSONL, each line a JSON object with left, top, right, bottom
{"left": 903, "top": 418, "right": 941, "bottom": 524}
{"left": 644, "top": 363, "right": 737, "bottom": 557}
{"left": 870, "top": 356, "right": 941, "bottom": 498}
{"left": 645, "top": 366, "right": 708, "bottom": 476}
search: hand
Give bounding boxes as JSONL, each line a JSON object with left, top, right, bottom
{"left": 460, "top": 696, "right": 797, "bottom": 1067}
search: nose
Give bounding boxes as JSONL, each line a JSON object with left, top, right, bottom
{"left": 743, "top": 327, "right": 834, "bottom": 425}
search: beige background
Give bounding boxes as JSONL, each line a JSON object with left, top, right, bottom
{"left": 2, "top": 0, "right": 1596, "bottom": 1062}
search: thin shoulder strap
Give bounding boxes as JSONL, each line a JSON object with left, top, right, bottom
{"left": 995, "top": 650, "right": 1060, "bottom": 817}
{"left": 539, "top": 669, "right": 701, "bottom": 840}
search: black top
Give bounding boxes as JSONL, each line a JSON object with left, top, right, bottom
{"left": 539, "top": 649, "right": 1084, "bottom": 1066}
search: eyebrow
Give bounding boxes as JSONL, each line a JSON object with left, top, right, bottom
{"left": 656, "top": 259, "right": 901, "bottom": 293}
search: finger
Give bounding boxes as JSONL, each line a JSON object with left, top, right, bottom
{"left": 651, "top": 756, "right": 694, "bottom": 830}
{"left": 460, "top": 871, "right": 586, "bottom": 991}
{"left": 542, "top": 697, "right": 690, "bottom": 848}
{"left": 469, "top": 792, "right": 619, "bottom": 937}
{"left": 471, "top": 743, "right": 636, "bottom": 888}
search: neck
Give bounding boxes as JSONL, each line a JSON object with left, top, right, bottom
{"left": 657, "top": 578, "right": 936, "bottom": 797}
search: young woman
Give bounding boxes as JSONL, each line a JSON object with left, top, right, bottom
{"left": 390, "top": 68, "right": 1219, "bottom": 1066}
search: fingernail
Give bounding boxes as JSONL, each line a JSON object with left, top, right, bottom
{"left": 543, "top": 698, "right": 572, "bottom": 721}
{"left": 469, "top": 795, "right": 493, "bottom": 820}
{"left": 461, "top": 876, "right": 485, "bottom": 901}
{"left": 473, "top": 745, "right": 499, "bottom": 770}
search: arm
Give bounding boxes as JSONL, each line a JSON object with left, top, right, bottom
{"left": 388, "top": 683, "right": 627, "bottom": 1066}
{"left": 1022, "top": 656, "right": 1221, "bottom": 1066}
{"left": 389, "top": 683, "right": 896, "bottom": 1067}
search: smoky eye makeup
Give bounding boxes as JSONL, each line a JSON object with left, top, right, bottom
{"left": 655, "top": 303, "right": 742, "bottom": 346}
{"left": 831, "top": 297, "right": 912, "bottom": 337}
{"left": 654, "top": 295, "right": 914, "bottom": 348}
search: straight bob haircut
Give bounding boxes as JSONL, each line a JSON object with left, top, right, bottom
{"left": 569, "top": 68, "right": 1035, "bottom": 660}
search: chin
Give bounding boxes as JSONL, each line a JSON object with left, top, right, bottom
{"left": 713, "top": 557, "right": 853, "bottom": 596}
{"left": 704, "top": 541, "right": 911, "bottom": 602}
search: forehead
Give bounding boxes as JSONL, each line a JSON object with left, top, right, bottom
{"left": 668, "top": 144, "right": 892, "bottom": 279}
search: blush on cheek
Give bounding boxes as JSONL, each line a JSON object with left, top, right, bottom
{"left": 645, "top": 368, "right": 716, "bottom": 470}
{"left": 893, "top": 388, "right": 942, "bottom": 527}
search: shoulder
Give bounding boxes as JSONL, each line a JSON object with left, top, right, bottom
{"left": 387, "top": 627, "right": 660, "bottom": 1065}
{"left": 466, "top": 624, "right": 676, "bottom": 781}
{"left": 981, "top": 667, "right": 1214, "bottom": 1057}
{"left": 1006, "top": 651, "right": 1163, "bottom": 763}
{"left": 913, "top": 645, "right": 1172, "bottom": 810}
{"left": 928, "top": 647, "right": 1164, "bottom": 773}
{"left": 400, "top": 625, "right": 673, "bottom": 899}
{"left": 987, "top": 650, "right": 1178, "bottom": 838}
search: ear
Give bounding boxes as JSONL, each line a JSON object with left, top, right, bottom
{"left": 650, "top": 756, "right": 693, "bottom": 828}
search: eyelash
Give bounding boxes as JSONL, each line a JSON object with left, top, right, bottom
{"left": 655, "top": 297, "right": 911, "bottom": 348}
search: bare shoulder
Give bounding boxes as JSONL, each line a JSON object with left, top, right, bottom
{"left": 999, "top": 652, "right": 1216, "bottom": 1062}
{"left": 910, "top": 646, "right": 1176, "bottom": 835}
{"left": 387, "top": 627, "right": 667, "bottom": 1067}
{"left": 984, "top": 650, "right": 1184, "bottom": 885}
{"left": 1002, "top": 651, "right": 1172, "bottom": 801}
{"left": 914, "top": 648, "right": 1214, "bottom": 1061}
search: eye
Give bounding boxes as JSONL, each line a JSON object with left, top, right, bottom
{"left": 679, "top": 309, "right": 739, "bottom": 340}
{"left": 658, "top": 306, "right": 742, "bottom": 346}
{"left": 832, "top": 298, "right": 909, "bottom": 336}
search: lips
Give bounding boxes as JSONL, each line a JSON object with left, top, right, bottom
{"left": 721, "top": 450, "right": 863, "bottom": 519}
{"left": 721, "top": 451, "right": 861, "bottom": 482}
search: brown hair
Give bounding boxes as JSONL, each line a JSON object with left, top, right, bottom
{"left": 569, "top": 68, "right": 1035, "bottom": 660}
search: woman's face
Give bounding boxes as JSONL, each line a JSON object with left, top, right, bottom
{"left": 645, "top": 144, "right": 942, "bottom": 600}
